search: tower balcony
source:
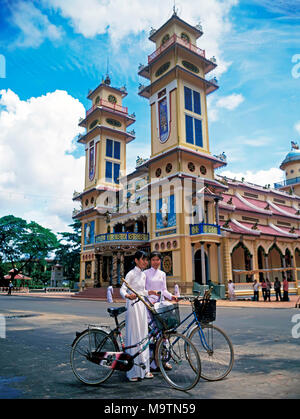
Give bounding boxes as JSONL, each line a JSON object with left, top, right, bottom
{"left": 274, "top": 177, "right": 300, "bottom": 189}
{"left": 95, "top": 232, "right": 149, "bottom": 244}
{"left": 86, "top": 99, "right": 128, "bottom": 117}
{"left": 190, "top": 222, "right": 221, "bottom": 236}
{"left": 148, "top": 34, "right": 206, "bottom": 64}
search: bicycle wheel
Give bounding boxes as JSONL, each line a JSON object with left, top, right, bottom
{"left": 70, "top": 328, "right": 119, "bottom": 385}
{"left": 155, "top": 332, "right": 201, "bottom": 391}
{"left": 189, "top": 323, "right": 234, "bottom": 381}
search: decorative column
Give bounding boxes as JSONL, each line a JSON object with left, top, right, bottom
{"left": 200, "top": 241, "right": 206, "bottom": 285}
{"left": 207, "top": 244, "right": 211, "bottom": 285}
{"left": 112, "top": 253, "right": 118, "bottom": 286}
{"left": 264, "top": 254, "right": 269, "bottom": 280}
{"left": 217, "top": 243, "right": 222, "bottom": 284}
{"left": 120, "top": 253, "right": 125, "bottom": 281}
{"left": 214, "top": 198, "right": 220, "bottom": 225}
{"left": 99, "top": 255, "right": 103, "bottom": 287}
{"left": 191, "top": 243, "right": 196, "bottom": 284}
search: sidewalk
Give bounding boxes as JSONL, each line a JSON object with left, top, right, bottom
{"left": 216, "top": 294, "right": 299, "bottom": 309}
{"left": 1, "top": 291, "right": 299, "bottom": 308}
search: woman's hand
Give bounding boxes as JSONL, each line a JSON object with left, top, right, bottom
{"left": 126, "top": 293, "right": 137, "bottom": 300}
{"left": 149, "top": 290, "right": 160, "bottom": 296}
{"left": 171, "top": 296, "right": 178, "bottom": 302}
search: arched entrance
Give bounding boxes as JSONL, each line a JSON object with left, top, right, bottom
{"left": 194, "top": 249, "right": 209, "bottom": 285}
{"left": 257, "top": 246, "right": 266, "bottom": 281}
{"left": 268, "top": 244, "right": 283, "bottom": 281}
{"left": 231, "top": 242, "right": 252, "bottom": 283}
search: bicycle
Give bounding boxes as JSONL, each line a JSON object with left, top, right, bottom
{"left": 177, "top": 288, "right": 234, "bottom": 381}
{"left": 70, "top": 279, "right": 201, "bottom": 392}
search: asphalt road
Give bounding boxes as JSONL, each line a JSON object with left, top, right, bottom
{"left": 0, "top": 294, "right": 300, "bottom": 399}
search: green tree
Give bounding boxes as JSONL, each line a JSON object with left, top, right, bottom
{"left": 55, "top": 220, "right": 81, "bottom": 284}
{"left": 0, "top": 215, "right": 59, "bottom": 284}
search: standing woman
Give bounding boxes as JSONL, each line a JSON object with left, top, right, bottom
{"left": 145, "top": 251, "right": 177, "bottom": 372}
{"left": 145, "top": 251, "right": 176, "bottom": 305}
{"left": 120, "top": 251, "right": 158, "bottom": 382}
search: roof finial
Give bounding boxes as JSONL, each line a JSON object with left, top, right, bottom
{"left": 172, "top": 0, "right": 178, "bottom": 16}
{"left": 104, "top": 57, "right": 111, "bottom": 85}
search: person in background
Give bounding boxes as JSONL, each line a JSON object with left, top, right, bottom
{"left": 282, "top": 276, "right": 289, "bottom": 301}
{"left": 265, "top": 278, "right": 272, "bottom": 302}
{"left": 228, "top": 280, "right": 236, "bottom": 301}
{"left": 274, "top": 277, "right": 282, "bottom": 301}
{"left": 107, "top": 285, "right": 114, "bottom": 303}
{"left": 261, "top": 278, "right": 267, "bottom": 302}
{"left": 253, "top": 279, "right": 260, "bottom": 301}
{"left": 174, "top": 283, "right": 180, "bottom": 297}
{"left": 7, "top": 280, "right": 13, "bottom": 295}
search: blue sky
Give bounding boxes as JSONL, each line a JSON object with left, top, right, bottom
{"left": 0, "top": 0, "right": 300, "bottom": 232}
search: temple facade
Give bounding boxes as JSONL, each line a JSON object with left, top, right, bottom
{"left": 73, "top": 12, "right": 300, "bottom": 298}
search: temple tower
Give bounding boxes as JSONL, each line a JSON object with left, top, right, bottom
{"left": 138, "top": 12, "right": 227, "bottom": 292}
{"left": 74, "top": 75, "right": 136, "bottom": 287}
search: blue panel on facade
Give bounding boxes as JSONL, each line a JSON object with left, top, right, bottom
{"left": 193, "top": 91, "right": 201, "bottom": 115}
{"left": 114, "top": 141, "right": 121, "bottom": 160}
{"left": 156, "top": 195, "right": 176, "bottom": 229}
{"left": 185, "top": 114, "right": 194, "bottom": 144}
{"left": 114, "top": 163, "right": 120, "bottom": 184}
{"left": 194, "top": 118, "right": 203, "bottom": 147}
{"left": 106, "top": 139, "right": 113, "bottom": 157}
{"left": 105, "top": 161, "right": 112, "bottom": 182}
{"left": 184, "top": 86, "right": 192, "bottom": 111}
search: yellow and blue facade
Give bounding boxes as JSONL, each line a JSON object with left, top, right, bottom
{"left": 73, "top": 12, "right": 300, "bottom": 298}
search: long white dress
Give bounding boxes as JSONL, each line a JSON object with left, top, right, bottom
{"left": 120, "top": 266, "right": 150, "bottom": 380}
{"left": 107, "top": 286, "right": 114, "bottom": 303}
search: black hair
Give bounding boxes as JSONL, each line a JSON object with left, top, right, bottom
{"left": 134, "top": 250, "right": 148, "bottom": 263}
{"left": 150, "top": 251, "right": 162, "bottom": 260}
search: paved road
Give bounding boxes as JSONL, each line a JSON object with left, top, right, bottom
{"left": 0, "top": 294, "right": 300, "bottom": 399}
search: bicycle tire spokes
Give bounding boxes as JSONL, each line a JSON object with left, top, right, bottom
{"left": 189, "top": 324, "right": 234, "bottom": 381}
{"left": 156, "top": 333, "right": 201, "bottom": 391}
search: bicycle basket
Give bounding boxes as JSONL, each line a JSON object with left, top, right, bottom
{"left": 152, "top": 303, "right": 180, "bottom": 331}
{"left": 194, "top": 298, "right": 216, "bottom": 323}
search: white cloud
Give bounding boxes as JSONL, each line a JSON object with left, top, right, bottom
{"left": 294, "top": 121, "right": 300, "bottom": 136}
{"left": 44, "top": 0, "right": 238, "bottom": 76}
{"left": 219, "top": 167, "right": 284, "bottom": 187}
{"left": 216, "top": 93, "right": 245, "bottom": 110}
{"left": 9, "top": 0, "right": 64, "bottom": 48}
{"left": 0, "top": 89, "right": 85, "bottom": 233}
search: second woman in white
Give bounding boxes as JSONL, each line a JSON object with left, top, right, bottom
{"left": 120, "top": 251, "right": 158, "bottom": 382}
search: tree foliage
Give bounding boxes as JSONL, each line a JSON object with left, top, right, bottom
{"left": 0, "top": 215, "right": 59, "bottom": 283}
{"left": 55, "top": 220, "right": 81, "bottom": 282}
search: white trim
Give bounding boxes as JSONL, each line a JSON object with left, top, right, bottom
{"left": 267, "top": 199, "right": 300, "bottom": 219}
{"left": 236, "top": 192, "right": 272, "bottom": 215}
{"left": 231, "top": 218, "right": 260, "bottom": 235}
{"left": 269, "top": 222, "right": 298, "bottom": 238}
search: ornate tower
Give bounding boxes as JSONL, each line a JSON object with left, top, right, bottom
{"left": 138, "top": 12, "right": 227, "bottom": 293}
{"left": 275, "top": 142, "right": 300, "bottom": 196}
{"left": 73, "top": 75, "right": 136, "bottom": 288}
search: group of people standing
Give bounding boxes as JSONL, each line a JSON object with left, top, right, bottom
{"left": 253, "top": 277, "right": 289, "bottom": 302}
{"left": 108, "top": 250, "right": 179, "bottom": 382}
{"left": 228, "top": 277, "right": 290, "bottom": 302}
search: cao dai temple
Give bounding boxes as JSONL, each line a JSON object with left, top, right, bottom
{"left": 73, "top": 12, "right": 300, "bottom": 299}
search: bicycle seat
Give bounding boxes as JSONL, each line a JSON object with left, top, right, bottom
{"left": 107, "top": 306, "right": 127, "bottom": 317}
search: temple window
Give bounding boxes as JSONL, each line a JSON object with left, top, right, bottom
{"left": 106, "top": 139, "right": 121, "bottom": 160}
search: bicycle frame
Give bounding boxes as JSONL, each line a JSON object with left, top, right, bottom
{"left": 176, "top": 307, "right": 213, "bottom": 353}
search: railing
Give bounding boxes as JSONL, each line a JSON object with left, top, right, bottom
{"left": 95, "top": 232, "right": 149, "bottom": 243}
{"left": 86, "top": 99, "right": 128, "bottom": 118}
{"left": 190, "top": 222, "right": 221, "bottom": 235}
{"left": 148, "top": 34, "right": 205, "bottom": 64}
{"left": 274, "top": 177, "right": 300, "bottom": 189}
